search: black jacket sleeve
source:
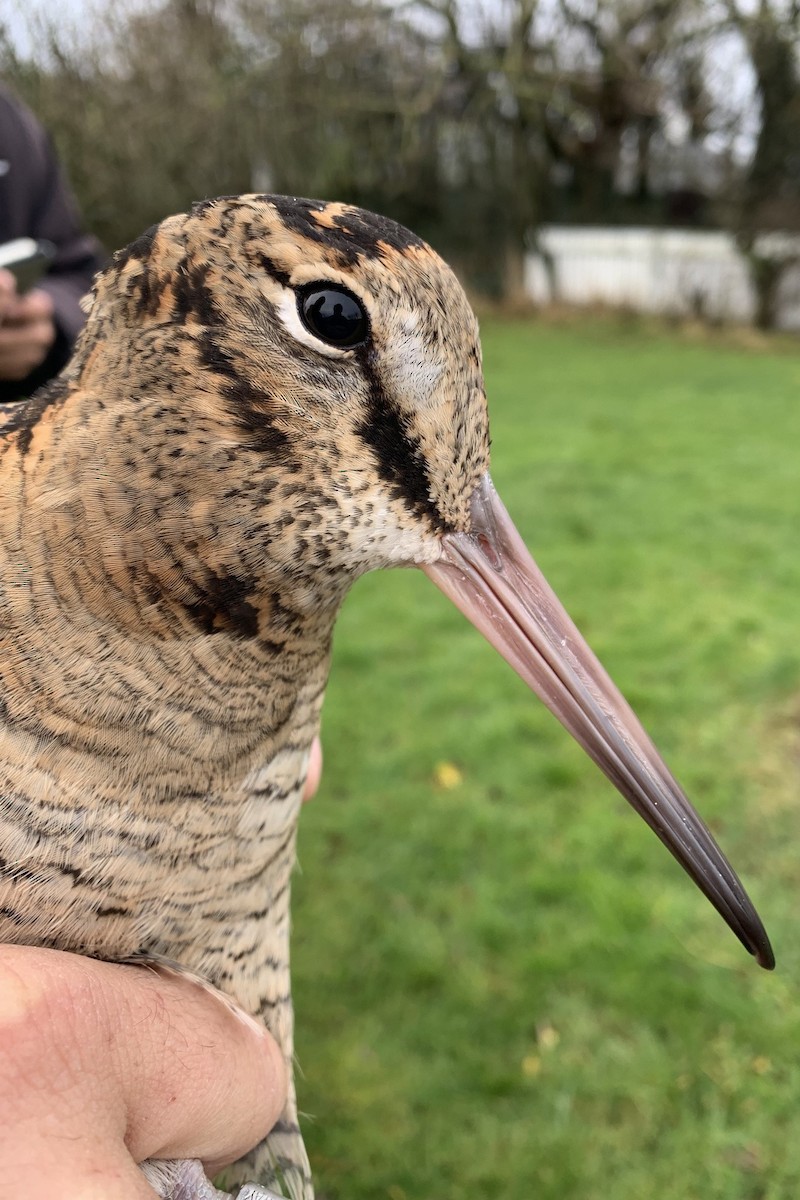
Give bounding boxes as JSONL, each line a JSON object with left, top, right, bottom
{"left": 0, "top": 86, "right": 106, "bottom": 399}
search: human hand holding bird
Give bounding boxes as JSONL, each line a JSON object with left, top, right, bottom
{"left": 0, "top": 738, "right": 321, "bottom": 1200}
{"left": 0, "top": 195, "right": 771, "bottom": 1200}
{"left": 0, "top": 944, "right": 286, "bottom": 1200}
{"left": 0, "top": 267, "right": 57, "bottom": 383}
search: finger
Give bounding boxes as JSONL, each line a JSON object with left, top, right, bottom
{"left": 0, "top": 318, "right": 57, "bottom": 379}
{"left": 4, "top": 1149, "right": 161, "bottom": 1200}
{"left": 0, "top": 269, "right": 17, "bottom": 319}
{"left": 303, "top": 735, "right": 323, "bottom": 803}
{"left": 0, "top": 267, "right": 16, "bottom": 294}
{"left": 0, "top": 318, "right": 54, "bottom": 345}
{"left": 0, "top": 946, "right": 286, "bottom": 1180}
{"left": 12, "top": 287, "right": 55, "bottom": 321}
{"left": 0, "top": 950, "right": 163, "bottom": 1199}
{"left": 111, "top": 964, "right": 287, "bottom": 1167}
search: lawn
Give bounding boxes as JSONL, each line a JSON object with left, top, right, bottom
{"left": 291, "top": 317, "right": 800, "bottom": 1200}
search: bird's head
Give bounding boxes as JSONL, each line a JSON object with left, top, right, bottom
{"left": 77, "top": 194, "right": 488, "bottom": 600}
{"left": 71, "top": 194, "right": 772, "bottom": 968}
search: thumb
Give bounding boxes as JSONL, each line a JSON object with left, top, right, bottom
{"left": 0, "top": 946, "right": 286, "bottom": 1196}
{"left": 0, "top": 268, "right": 17, "bottom": 317}
{"left": 113, "top": 960, "right": 287, "bottom": 1169}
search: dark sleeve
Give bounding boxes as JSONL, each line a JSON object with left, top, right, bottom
{"left": 0, "top": 89, "right": 106, "bottom": 396}
{"left": 26, "top": 140, "right": 105, "bottom": 344}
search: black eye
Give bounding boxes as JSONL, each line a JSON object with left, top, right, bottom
{"left": 297, "top": 283, "right": 369, "bottom": 349}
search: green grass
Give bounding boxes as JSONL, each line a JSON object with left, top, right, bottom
{"left": 291, "top": 317, "right": 800, "bottom": 1200}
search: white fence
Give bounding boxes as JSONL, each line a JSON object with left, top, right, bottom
{"left": 525, "top": 227, "right": 800, "bottom": 330}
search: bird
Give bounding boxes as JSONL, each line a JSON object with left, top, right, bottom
{"left": 0, "top": 194, "right": 773, "bottom": 1200}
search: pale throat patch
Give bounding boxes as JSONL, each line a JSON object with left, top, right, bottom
{"left": 386, "top": 324, "right": 444, "bottom": 410}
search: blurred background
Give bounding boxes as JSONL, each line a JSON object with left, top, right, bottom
{"left": 3, "top": 0, "right": 800, "bottom": 324}
{"left": 3, "top": 2, "right": 799, "bottom": 1198}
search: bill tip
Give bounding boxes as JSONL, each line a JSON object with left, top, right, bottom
{"left": 756, "top": 942, "right": 776, "bottom": 971}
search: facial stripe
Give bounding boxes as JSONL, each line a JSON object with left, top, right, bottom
{"left": 356, "top": 350, "right": 446, "bottom": 531}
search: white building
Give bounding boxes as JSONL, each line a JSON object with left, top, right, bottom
{"left": 525, "top": 227, "right": 800, "bottom": 330}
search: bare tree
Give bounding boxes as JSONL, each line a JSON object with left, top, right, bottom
{"left": 400, "top": 0, "right": 560, "bottom": 295}
{"left": 715, "top": 0, "right": 800, "bottom": 327}
{"left": 4, "top": 0, "right": 800, "bottom": 316}
{"left": 236, "top": 1, "right": 439, "bottom": 210}
{"left": 2, "top": 0, "right": 253, "bottom": 250}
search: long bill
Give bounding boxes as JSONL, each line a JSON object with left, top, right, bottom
{"left": 422, "top": 473, "right": 774, "bottom": 970}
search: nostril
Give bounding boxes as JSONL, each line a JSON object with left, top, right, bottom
{"left": 475, "top": 531, "right": 502, "bottom": 570}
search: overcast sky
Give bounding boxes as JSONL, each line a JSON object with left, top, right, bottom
{"left": 3, "top": 0, "right": 758, "bottom": 158}
{"left": 3, "top": 0, "right": 149, "bottom": 58}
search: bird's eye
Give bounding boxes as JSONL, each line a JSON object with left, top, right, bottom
{"left": 297, "top": 284, "right": 369, "bottom": 349}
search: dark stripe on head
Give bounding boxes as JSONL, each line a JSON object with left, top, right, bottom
{"left": 191, "top": 195, "right": 238, "bottom": 219}
{"left": 356, "top": 352, "right": 446, "bottom": 531}
{"left": 198, "top": 331, "right": 291, "bottom": 456}
{"left": 266, "top": 195, "right": 425, "bottom": 267}
{"left": 131, "top": 261, "right": 168, "bottom": 318}
{"left": 113, "top": 224, "right": 159, "bottom": 273}
{"left": 109, "top": 226, "right": 175, "bottom": 319}
{"left": 258, "top": 254, "right": 292, "bottom": 289}
{"left": 173, "top": 258, "right": 217, "bottom": 325}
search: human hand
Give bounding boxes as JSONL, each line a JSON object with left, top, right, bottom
{"left": 0, "top": 268, "right": 57, "bottom": 381}
{"left": 0, "top": 944, "right": 287, "bottom": 1199}
{"left": 0, "top": 742, "right": 323, "bottom": 1199}
{"left": 303, "top": 735, "right": 322, "bottom": 803}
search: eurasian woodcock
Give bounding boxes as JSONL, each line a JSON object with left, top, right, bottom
{"left": 0, "top": 195, "right": 773, "bottom": 1200}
